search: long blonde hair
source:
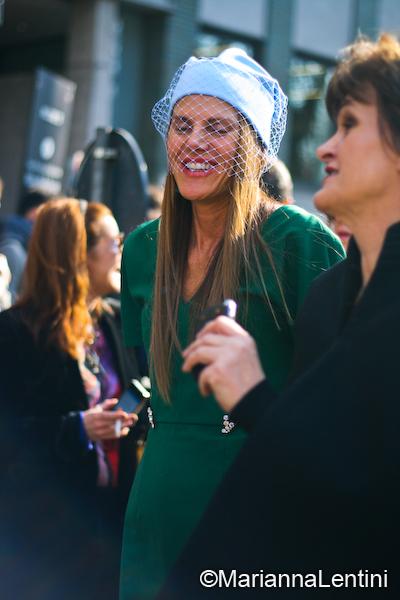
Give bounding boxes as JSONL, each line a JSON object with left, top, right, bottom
{"left": 150, "top": 119, "right": 291, "bottom": 401}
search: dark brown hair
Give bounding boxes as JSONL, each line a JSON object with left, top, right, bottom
{"left": 17, "top": 197, "right": 92, "bottom": 359}
{"left": 326, "top": 33, "right": 400, "bottom": 153}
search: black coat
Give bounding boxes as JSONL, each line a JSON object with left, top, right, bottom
{"left": 159, "top": 223, "right": 400, "bottom": 598}
{"left": 0, "top": 299, "right": 144, "bottom": 599}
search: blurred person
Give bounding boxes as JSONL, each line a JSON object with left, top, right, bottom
{"left": 86, "top": 201, "right": 123, "bottom": 301}
{"left": 0, "top": 188, "right": 48, "bottom": 300}
{"left": 85, "top": 201, "right": 149, "bottom": 594}
{"left": 327, "top": 214, "right": 352, "bottom": 251}
{"left": 146, "top": 183, "right": 164, "bottom": 220}
{"left": 65, "top": 149, "right": 85, "bottom": 195}
{"left": 0, "top": 198, "right": 137, "bottom": 600}
{"left": 0, "top": 253, "right": 11, "bottom": 310}
{"left": 161, "top": 33, "right": 400, "bottom": 598}
{"left": 120, "top": 48, "right": 344, "bottom": 599}
{"left": 261, "top": 157, "right": 294, "bottom": 203}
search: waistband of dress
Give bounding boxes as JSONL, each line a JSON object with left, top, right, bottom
{"left": 147, "top": 406, "right": 236, "bottom": 434}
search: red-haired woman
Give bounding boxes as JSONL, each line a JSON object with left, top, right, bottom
{"left": 0, "top": 198, "right": 135, "bottom": 600}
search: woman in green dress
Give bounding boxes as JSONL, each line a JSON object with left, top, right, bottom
{"left": 120, "top": 48, "right": 344, "bottom": 599}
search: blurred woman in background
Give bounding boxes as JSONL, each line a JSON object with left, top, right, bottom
{"left": 0, "top": 252, "right": 11, "bottom": 310}
{"left": 327, "top": 214, "right": 352, "bottom": 251}
{"left": 85, "top": 202, "right": 149, "bottom": 592}
{"left": 0, "top": 198, "right": 136, "bottom": 600}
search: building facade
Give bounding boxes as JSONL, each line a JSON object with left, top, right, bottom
{"left": 0, "top": 0, "right": 399, "bottom": 213}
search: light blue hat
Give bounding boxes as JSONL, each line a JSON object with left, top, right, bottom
{"left": 152, "top": 47, "right": 288, "bottom": 162}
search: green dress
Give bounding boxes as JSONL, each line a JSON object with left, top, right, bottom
{"left": 120, "top": 205, "right": 344, "bottom": 599}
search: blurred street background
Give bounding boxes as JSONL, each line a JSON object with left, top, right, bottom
{"left": 0, "top": 0, "right": 399, "bottom": 223}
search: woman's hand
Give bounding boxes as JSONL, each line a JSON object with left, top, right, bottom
{"left": 182, "top": 316, "right": 266, "bottom": 413}
{"left": 82, "top": 398, "right": 138, "bottom": 441}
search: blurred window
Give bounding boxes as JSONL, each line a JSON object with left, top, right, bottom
{"left": 195, "top": 32, "right": 256, "bottom": 58}
{"left": 288, "top": 56, "right": 335, "bottom": 185}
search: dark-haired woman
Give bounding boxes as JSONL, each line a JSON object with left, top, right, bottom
{"left": 168, "top": 33, "right": 400, "bottom": 598}
{"left": 120, "top": 49, "right": 344, "bottom": 598}
{"left": 0, "top": 198, "right": 136, "bottom": 600}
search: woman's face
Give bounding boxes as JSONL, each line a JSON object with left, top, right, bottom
{"left": 87, "top": 215, "right": 122, "bottom": 299}
{"left": 167, "top": 95, "right": 240, "bottom": 202}
{"left": 314, "top": 98, "right": 400, "bottom": 220}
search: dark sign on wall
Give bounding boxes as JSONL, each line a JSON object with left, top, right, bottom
{"left": 23, "top": 68, "right": 76, "bottom": 196}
